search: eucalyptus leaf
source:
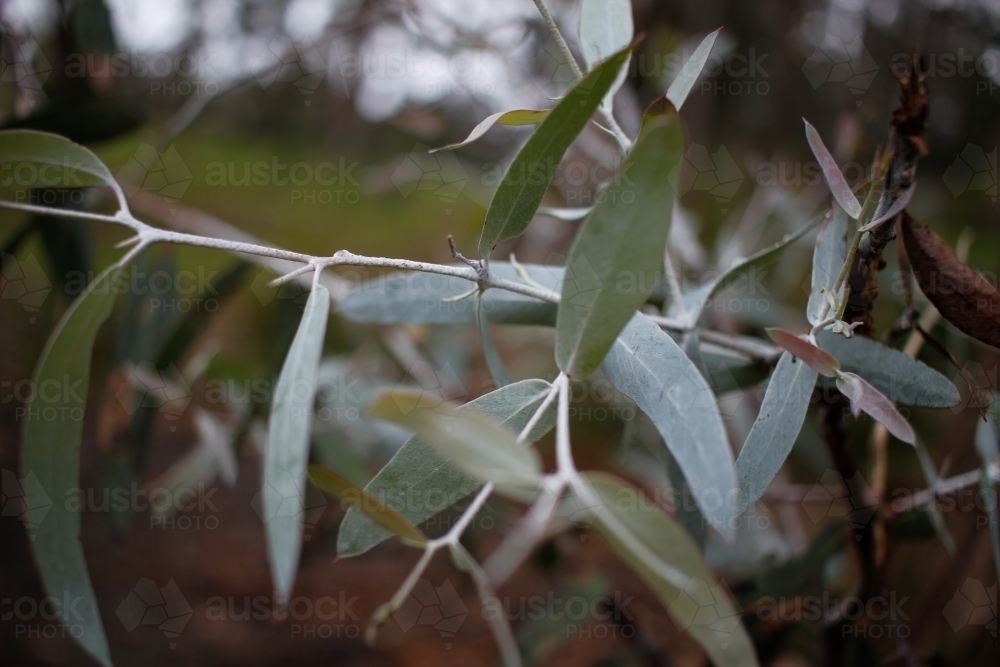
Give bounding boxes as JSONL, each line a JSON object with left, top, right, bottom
{"left": 556, "top": 105, "right": 684, "bottom": 378}
{"left": 816, "top": 331, "right": 960, "bottom": 408}
{"left": 666, "top": 29, "right": 722, "bottom": 110}
{"left": 308, "top": 464, "right": 427, "bottom": 547}
{"left": 337, "top": 262, "right": 561, "bottom": 325}
{"left": 685, "top": 212, "right": 824, "bottom": 328}
{"left": 579, "top": 0, "right": 633, "bottom": 104}
{"left": 477, "top": 292, "right": 513, "bottom": 387}
{"left": 339, "top": 380, "right": 556, "bottom": 557}
{"left": 263, "top": 284, "right": 330, "bottom": 605}
{"left": 367, "top": 388, "right": 544, "bottom": 494}
{"left": 803, "top": 120, "right": 862, "bottom": 219}
{"left": 582, "top": 472, "right": 759, "bottom": 667}
{"left": 478, "top": 45, "right": 633, "bottom": 257}
{"left": 22, "top": 264, "right": 126, "bottom": 667}
{"left": 0, "top": 129, "right": 118, "bottom": 192}
{"left": 602, "top": 313, "right": 737, "bottom": 537}
{"left": 736, "top": 352, "right": 818, "bottom": 513}
{"left": 807, "top": 205, "right": 848, "bottom": 326}
{"left": 432, "top": 109, "right": 549, "bottom": 152}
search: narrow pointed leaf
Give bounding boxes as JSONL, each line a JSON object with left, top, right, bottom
{"left": 477, "top": 293, "right": 513, "bottom": 387}
{"left": 602, "top": 313, "right": 737, "bottom": 537}
{"left": 337, "top": 262, "right": 562, "bottom": 326}
{"left": 368, "top": 388, "right": 543, "bottom": 491}
{"left": 478, "top": 45, "right": 633, "bottom": 257}
{"left": 556, "top": 104, "right": 684, "bottom": 377}
{"left": 816, "top": 330, "right": 959, "bottom": 408}
{"left": 736, "top": 352, "right": 819, "bottom": 513}
{"left": 766, "top": 328, "right": 840, "bottom": 377}
{"left": 308, "top": 464, "right": 427, "bottom": 548}
{"left": 807, "top": 205, "right": 849, "bottom": 325}
{"left": 685, "top": 212, "right": 824, "bottom": 327}
{"left": 803, "top": 119, "right": 862, "bottom": 219}
{"left": 835, "top": 372, "right": 915, "bottom": 444}
{"left": 264, "top": 284, "right": 330, "bottom": 605}
{"left": 975, "top": 401, "right": 999, "bottom": 464}
{"left": 339, "top": 380, "right": 555, "bottom": 557}
{"left": 22, "top": 265, "right": 126, "bottom": 667}
{"left": 900, "top": 213, "right": 1000, "bottom": 350}
{"left": 579, "top": 0, "right": 633, "bottom": 70}
{"left": 538, "top": 206, "right": 593, "bottom": 221}
{"left": 582, "top": 472, "right": 759, "bottom": 667}
{"left": 665, "top": 29, "right": 721, "bottom": 110}
{"left": 579, "top": 0, "right": 633, "bottom": 104}
{"left": 860, "top": 185, "right": 914, "bottom": 232}
{"left": 0, "top": 129, "right": 117, "bottom": 191}
{"left": 432, "top": 109, "right": 549, "bottom": 152}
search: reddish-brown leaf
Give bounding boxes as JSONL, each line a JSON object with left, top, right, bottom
{"left": 900, "top": 213, "right": 1000, "bottom": 350}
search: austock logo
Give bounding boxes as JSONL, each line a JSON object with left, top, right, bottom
{"left": 252, "top": 475, "right": 327, "bottom": 537}
{"left": 1, "top": 252, "right": 52, "bottom": 323}
{"left": 253, "top": 35, "right": 326, "bottom": 106}
{"left": 117, "top": 144, "right": 193, "bottom": 204}
{"left": 669, "top": 144, "right": 743, "bottom": 214}
{"left": 802, "top": 35, "right": 878, "bottom": 101}
{"left": 943, "top": 578, "right": 997, "bottom": 637}
{"left": 943, "top": 144, "right": 997, "bottom": 203}
{"left": 116, "top": 578, "right": 192, "bottom": 649}
{"left": 1, "top": 469, "right": 52, "bottom": 540}
{"left": 391, "top": 144, "right": 468, "bottom": 214}
{"left": 803, "top": 469, "right": 878, "bottom": 532}
{"left": 392, "top": 578, "right": 468, "bottom": 648}
{"left": 116, "top": 361, "right": 193, "bottom": 431}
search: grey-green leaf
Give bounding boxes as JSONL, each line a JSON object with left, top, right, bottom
{"left": 264, "top": 284, "right": 330, "bottom": 605}
{"left": 816, "top": 330, "right": 960, "bottom": 408}
{"left": 0, "top": 130, "right": 122, "bottom": 210}
{"left": 582, "top": 472, "right": 759, "bottom": 667}
{"left": 807, "top": 205, "right": 849, "bottom": 326}
{"left": 339, "top": 380, "right": 554, "bottom": 557}
{"left": 736, "top": 352, "right": 818, "bottom": 513}
{"left": 477, "top": 292, "right": 513, "bottom": 387}
{"left": 665, "top": 29, "right": 721, "bottom": 110}
{"left": 579, "top": 0, "right": 632, "bottom": 103}
{"left": 368, "top": 388, "right": 543, "bottom": 493}
{"left": 478, "top": 45, "right": 633, "bottom": 258}
{"left": 22, "top": 265, "right": 124, "bottom": 667}
{"left": 685, "top": 211, "right": 824, "bottom": 328}
{"left": 556, "top": 106, "right": 685, "bottom": 377}
{"left": 579, "top": 0, "right": 633, "bottom": 70}
{"left": 602, "top": 313, "right": 737, "bottom": 538}
{"left": 432, "top": 109, "right": 549, "bottom": 153}
{"left": 337, "top": 262, "right": 561, "bottom": 326}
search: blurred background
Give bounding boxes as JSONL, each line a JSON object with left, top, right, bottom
{"left": 1, "top": 0, "right": 999, "bottom": 665}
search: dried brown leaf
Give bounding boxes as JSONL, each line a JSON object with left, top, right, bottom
{"left": 900, "top": 213, "right": 1000, "bottom": 350}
